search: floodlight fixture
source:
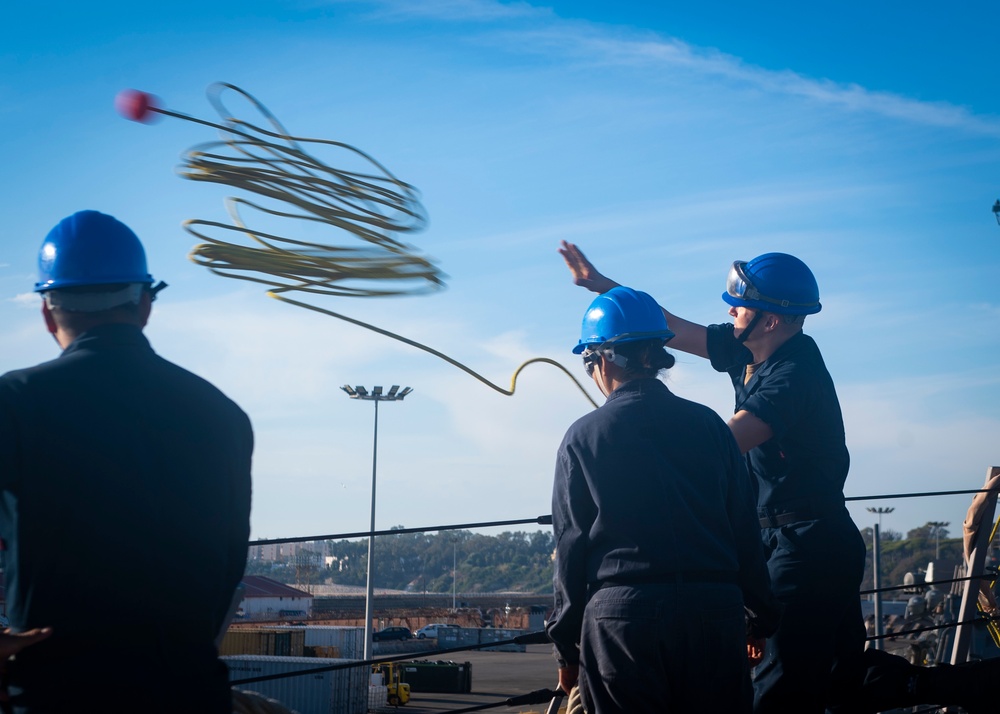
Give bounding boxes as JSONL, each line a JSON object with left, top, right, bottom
{"left": 341, "top": 384, "right": 413, "bottom": 660}
{"left": 341, "top": 384, "right": 412, "bottom": 402}
{"left": 866, "top": 506, "right": 895, "bottom": 531}
{"left": 928, "top": 521, "right": 950, "bottom": 560}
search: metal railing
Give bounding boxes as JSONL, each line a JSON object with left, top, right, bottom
{"left": 228, "top": 473, "right": 1000, "bottom": 714}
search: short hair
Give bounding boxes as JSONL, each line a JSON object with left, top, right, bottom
{"left": 612, "top": 338, "right": 676, "bottom": 378}
{"left": 50, "top": 302, "right": 143, "bottom": 331}
{"left": 779, "top": 313, "right": 805, "bottom": 327}
{"left": 46, "top": 285, "right": 144, "bottom": 334}
{"left": 42, "top": 283, "right": 144, "bottom": 313}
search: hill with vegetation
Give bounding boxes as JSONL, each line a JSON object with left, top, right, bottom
{"left": 247, "top": 528, "right": 556, "bottom": 594}
{"left": 860, "top": 522, "right": 977, "bottom": 598}
{"left": 247, "top": 521, "right": 979, "bottom": 598}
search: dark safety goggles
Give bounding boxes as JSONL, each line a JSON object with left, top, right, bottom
{"left": 582, "top": 349, "right": 600, "bottom": 376}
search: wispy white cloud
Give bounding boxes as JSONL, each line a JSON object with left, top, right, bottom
{"left": 9, "top": 292, "right": 39, "bottom": 307}
{"left": 971, "top": 302, "right": 1000, "bottom": 318}
{"left": 495, "top": 27, "right": 1000, "bottom": 137}
{"left": 333, "top": 0, "right": 1000, "bottom": 137}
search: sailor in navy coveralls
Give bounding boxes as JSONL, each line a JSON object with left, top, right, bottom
{"left": 559, "top": 242, "right": 1000, "bottom": 714}
{"left": 0, "top": 211, "right": 252, "bottom": 714}
{"left": 546, "top": 286, "right": 780, "bottom": 714}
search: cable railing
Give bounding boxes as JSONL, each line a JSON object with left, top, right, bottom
{"left": 249, "top": 515, "right": 553, "bottom": 548}
{"left": 229, "top": 481, "right": 1000, "bottom": 714}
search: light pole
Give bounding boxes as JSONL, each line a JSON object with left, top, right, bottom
{"left": 866, "top": 507, "right": 894, "bottom": 650}
{"left": 452, "top": 538, "right": 457, "bottom": 611}
{"left": 341, "top": 384, "right": 412, "bottom": 660}
{"left": 928, "top": 521, "right": 950, "bottom": 560}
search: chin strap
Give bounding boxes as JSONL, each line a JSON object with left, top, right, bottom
{"left": 737, "top": 311, "right": 765, "bottom": 344}
{"left": 148, "top": 281, "right": 168, "bottom": 301}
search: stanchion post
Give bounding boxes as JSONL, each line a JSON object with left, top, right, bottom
{"left": 872, "top": 523, "right": 883, "bottom": 650}
{"left": 950, "top": 466, "right": 1000, "bottom": 664}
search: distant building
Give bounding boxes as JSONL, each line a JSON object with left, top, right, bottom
{"left": 247, "top": 540, "right": 328, "bottom": 563}
{"left": 285, "top": 541, "right": 326, "bottom": 560}
{"left": 240, "top": 575, "right": 313, "bottom": 620}
{"left": 248, "top": 541, "right": 282, "bottom": 562}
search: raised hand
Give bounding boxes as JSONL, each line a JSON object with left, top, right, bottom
{"left": 558, "top": 241, "right": 619, "bottom": 294}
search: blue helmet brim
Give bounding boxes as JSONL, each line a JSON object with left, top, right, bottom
{"left": 721, "top": 291, "right": 821, "bottom": 315}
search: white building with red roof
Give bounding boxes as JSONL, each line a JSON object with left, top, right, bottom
{"left": 239, "top": 575, "right": 313, "bottom": 620}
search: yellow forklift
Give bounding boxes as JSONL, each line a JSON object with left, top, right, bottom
{"left": 373, "top": 661, "right": 411, "bottom": 706}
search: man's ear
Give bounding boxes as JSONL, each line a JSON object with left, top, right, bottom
{"left": 41, "top": 301, "right": 58, "bottom": 335}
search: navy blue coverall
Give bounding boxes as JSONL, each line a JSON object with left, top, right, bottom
{"left": 0, "top": 324, "right": 253, "bottom": 713}
{"left": 546, "top": 377, "right": 780, "bottom": 714}
{"left": 707, "top": 324, "right": 867, "bottom": 714}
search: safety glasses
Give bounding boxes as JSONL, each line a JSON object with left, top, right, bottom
{"left": 581, "top": 349, "right": 601, "bottom": 376}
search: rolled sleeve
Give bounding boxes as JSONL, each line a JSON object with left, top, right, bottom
{"left": 706, "top": 323, "right": 752, "bottom": 374}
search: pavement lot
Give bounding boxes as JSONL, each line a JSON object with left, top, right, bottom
{"left": 395, "top": 645, "right": 561, "bottom": 714}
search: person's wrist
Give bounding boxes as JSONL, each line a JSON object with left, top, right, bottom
{"left": 596, "top": 277, "right": 619, "bottom": 294}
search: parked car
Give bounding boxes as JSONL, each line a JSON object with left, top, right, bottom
{"left": 413, "top": 623, "right": 459, "bottom": 639}
{"left": 373, "top": 626, "right": 413, "bottom": 642}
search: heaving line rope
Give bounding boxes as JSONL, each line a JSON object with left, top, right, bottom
{"left": 121, "top": 83, "right": 597, "bottom": 409}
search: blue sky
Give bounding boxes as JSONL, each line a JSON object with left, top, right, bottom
{"left": 3, "top": 1, "right": 998, "bottom": 546}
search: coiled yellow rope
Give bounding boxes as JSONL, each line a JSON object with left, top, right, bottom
{"left": 166, "top": 83, "right": 597, "bottom": 409}
{"left": 180, "top": 83, "right": 439, "bottom": 298}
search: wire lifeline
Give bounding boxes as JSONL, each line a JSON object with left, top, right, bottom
{"left": 163, "top": 83, "right": 598, "bottom": 409}
{"left": 229, "top": 630, "right": 550, "bottom": 686}
{"left": 253, "top": 514, "right": 552, "bottom": 547}
{"left": 432, "top": 688, "right": 563, "bottom": 714}
{"left": 867, "top": 616, "right": 997, "bottom": 641}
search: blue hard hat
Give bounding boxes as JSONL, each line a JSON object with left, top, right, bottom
{"left": 35, "top": 210, "right": 153, "bottom": 292}
{"left": 722, "top": 252, "right": 821, "bottom": 315}
{"left": 573, "top": 286, "right": 674, "bottom": 354}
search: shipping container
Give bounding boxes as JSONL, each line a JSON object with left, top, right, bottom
{"left": 271, "top": 626, "right": 364, "bottom": 659}
{"left": 225, "top": 655, "right": 367, "bottom": 714}
{"left": 310, "top": 645, "right": 342, "bottom": 659}
{"left": 437, "top": 627, "right": 526, "bottom": 653}
{"left": 220, "top": 628, "right": 306, "bottom": 657}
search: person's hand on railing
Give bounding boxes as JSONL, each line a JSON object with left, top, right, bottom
{"left": 747, "top": 636, "right": 765, "bottom": 668}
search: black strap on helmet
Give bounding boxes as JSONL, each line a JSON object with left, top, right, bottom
{"left": 147, "top": 281, "right": 169, "bottom": 301}
{"left": 736, "top": 310, "right": 765, "bottom": 344}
